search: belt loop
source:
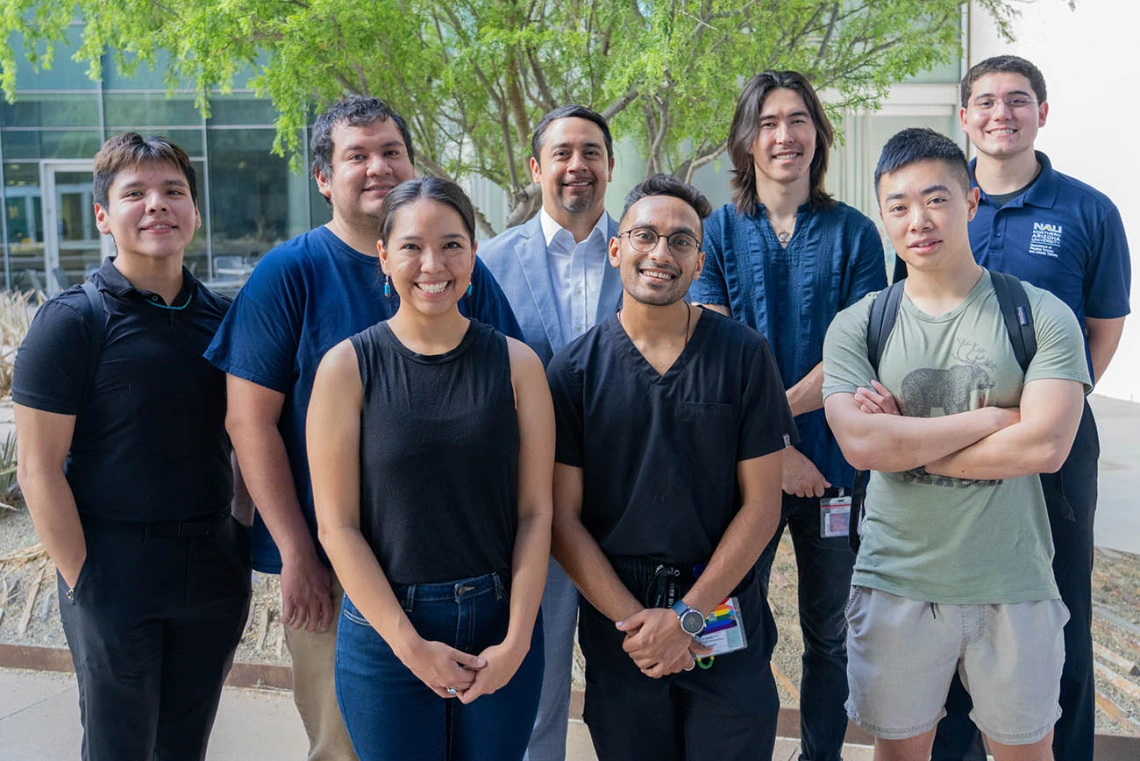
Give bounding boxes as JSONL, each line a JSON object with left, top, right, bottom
{"left": 404, "top": 585, "right": 416, "bottom": 613}
{"left": 493, "top": 572, "right": 504, "bottom": 600}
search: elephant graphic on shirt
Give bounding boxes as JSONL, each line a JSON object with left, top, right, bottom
{"left": 898, "top": 338, "right": 997, "bottom": 418}
{"left": 900, "top": 363, "right": 995, "bottom": 417}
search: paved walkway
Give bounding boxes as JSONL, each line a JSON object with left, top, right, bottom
{"left": 1088, "top": 395, "right": 1140, "bottom": 554}
{"left": 0, "top": 668, "right": 874, "bottom": 761}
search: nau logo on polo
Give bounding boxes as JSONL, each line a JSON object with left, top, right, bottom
{"left": 1029, "top": 222, "right": 1062, "bottom": 258}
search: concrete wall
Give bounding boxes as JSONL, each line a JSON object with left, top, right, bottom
{"left": 969, "top": 0, "right": 1140, "bottom": 399}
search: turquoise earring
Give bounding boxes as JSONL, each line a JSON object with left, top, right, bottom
{"left": 466, "top": 281, "right": 473, "bottom": 296}
{"left": 383, "top": 275, "right": 392, "bottom": 298}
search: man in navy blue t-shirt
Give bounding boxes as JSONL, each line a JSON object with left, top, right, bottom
{"left": 920, "top": 55, "right": 1131, "bottom": 761}
{"left": 205, "top": 96, "right": 521, "bottom": 761}
{"left": 549, "top": 175, "right": 795, "bottom": 761}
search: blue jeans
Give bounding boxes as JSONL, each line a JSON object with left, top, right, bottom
{"left": 335, "top": 572, "right": 544, "bottom": 761}
{"left": 756, "top": 491, "right": 855, "bottom": 761}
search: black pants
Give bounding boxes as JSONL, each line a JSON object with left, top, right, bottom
{"left": 932, "top": 401, "right": 1098, "bottom": 761}
{"left": 755, "top": 491, "right": 855, "bottom": 761}
{"left": 579, "top": 558, "right": 780, "bottom": 761}
{"left": 59, "top": 512, "right": 252, "bottom": 761}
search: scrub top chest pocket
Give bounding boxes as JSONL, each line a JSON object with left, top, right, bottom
{"left": 677, "top": 401, "right": 738, "bottom": 490}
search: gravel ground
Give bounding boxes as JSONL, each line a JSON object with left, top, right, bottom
{"left": 2, "top": 498, "right": 1138, "bottom": 735}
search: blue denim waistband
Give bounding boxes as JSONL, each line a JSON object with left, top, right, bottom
{"left": 391, "top": 571, "right": 505, "bottom": 610}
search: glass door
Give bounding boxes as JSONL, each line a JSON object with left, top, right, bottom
{"left": 41, "top": 161, "right": 114, "bottom": 294}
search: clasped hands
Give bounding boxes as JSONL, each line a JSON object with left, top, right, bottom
{"left": 616, "top": 608, "right": 712, "bottom": 679}
{"left": 398, "top": 635, "right": 528, "bottom": 703}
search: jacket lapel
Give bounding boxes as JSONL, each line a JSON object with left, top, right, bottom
{"left": 594, "top": 214, "right": 623, "bottom": 324}
{"left": 516, "top": 215, "right": 565, "bottom": 352}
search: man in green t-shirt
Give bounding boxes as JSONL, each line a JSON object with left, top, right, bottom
{"left": 822, "top": 128, "right": 1089, "bottom": 761}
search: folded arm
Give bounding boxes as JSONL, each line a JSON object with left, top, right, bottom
{"left": 824, "top": 391, "right": 1018, "bottom": 473}
{"left": 925, "top": 378, "right": 1085, "bottom": 479}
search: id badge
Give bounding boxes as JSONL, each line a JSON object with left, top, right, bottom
{"left": 696, "top": 597, "right": 748, "bottom": 656}
{"left": 820, "top": 495, "right": 852, "bottom": 539}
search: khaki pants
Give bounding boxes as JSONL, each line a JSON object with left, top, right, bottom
{"left": 283, "top": 573, "right": 359, "bottom": 761}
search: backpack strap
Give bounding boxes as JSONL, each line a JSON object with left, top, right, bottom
{"left": 988, "top": 270, "right": 1037, "bottom": 373}
{"left": 79, "top": 280, "right": 107, "bottom": 410}
{"left": 866, "top": 279, "right": 906, "bottom": 375}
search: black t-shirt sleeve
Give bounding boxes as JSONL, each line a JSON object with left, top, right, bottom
{"left": 547, "top": 351, "right": 585, "bottom": 468}
{"left": 738, "top": 336, "right": 799, "bottom": 460}
{"left": 12, "top": 296, "right": 98, "bottom": 415}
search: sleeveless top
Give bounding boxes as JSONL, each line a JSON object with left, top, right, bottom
{"left": 350, "top": 320, "right": 519, "bottom": 585}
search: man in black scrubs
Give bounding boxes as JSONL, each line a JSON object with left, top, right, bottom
{"left": 548, "top": 174, "right": 795, "bottom": 761}
{"left": 14, "top": 133, "right": 251, "bottom": 761}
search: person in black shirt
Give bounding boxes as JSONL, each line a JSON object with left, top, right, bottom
{"left": 307, "top": 177, "right": 553, "bottom": 761}
{"left": 13, "top": 133, "right": 251, "bottom": 761}
{"left": 548, "top": 175, "right": 796, "bottom": 761}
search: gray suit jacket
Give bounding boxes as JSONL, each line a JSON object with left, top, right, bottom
{"left": 480, "top": 213, "right": 622, "bottom": 367}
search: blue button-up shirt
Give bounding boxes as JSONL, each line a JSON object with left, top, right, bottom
{"left": 690, "top": 201, "right": 887, "bottom": 489}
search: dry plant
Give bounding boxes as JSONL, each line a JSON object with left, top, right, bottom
{"left": 0, "top": 290, "right": 39, "bottom": 399}
{"left": 0, "top": 432, "right": 17, "bottom": 510}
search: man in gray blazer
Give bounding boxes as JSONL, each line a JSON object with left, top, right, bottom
{"left": 481, "top": 104, "right": 622, "bottom": 761}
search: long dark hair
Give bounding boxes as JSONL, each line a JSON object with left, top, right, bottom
{"left": 727, "top": 71, "right": 835, "bottom": 216}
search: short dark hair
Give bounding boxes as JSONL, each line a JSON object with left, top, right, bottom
{"left": 530, "top": 105, "right": 614, "bottom": 165}
{"left": 727, "top": 71, "right": 835, "bottom": 216}
{"left": 620, "top": 174, "right": 712, "bottom": 230}
{"left": 310, "top": 95, "right": 415, "bottom": 179}
{"left": 961, "top": 55, "right": 1047, "bottom": 107}
{"left": 93, "top": 132, "right": 197, "bottom": 208}
{"left": 874, "top": 128, "right": 971, "bottom": 198}
{"left": 378, "top": 177, "right": 476, "bottom": 246}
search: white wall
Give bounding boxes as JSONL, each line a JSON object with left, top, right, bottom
{"left": 969, "top": 0, "right": 1140, "bottom": 399}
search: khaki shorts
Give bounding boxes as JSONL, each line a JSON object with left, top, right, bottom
{"left": 844, "top": 586, "right": 1068, "bottom": 745}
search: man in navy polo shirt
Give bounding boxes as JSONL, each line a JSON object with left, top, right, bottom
{"left": 923, "top": 55, "right": 1131, "bottom": 761}
{"left": 205, "top": 96, "right": 521, "bottom": 761}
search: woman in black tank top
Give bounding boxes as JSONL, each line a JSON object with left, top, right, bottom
{"left": 307, "top": 178, "right": 554, "bottom": 761}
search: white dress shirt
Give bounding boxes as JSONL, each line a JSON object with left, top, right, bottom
{"left": 539, "top": 208, "right": 612, "bottom": 341}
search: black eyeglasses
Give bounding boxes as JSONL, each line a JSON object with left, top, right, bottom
{"left": 618, "top": 227, "right": 701, "bottom": 257}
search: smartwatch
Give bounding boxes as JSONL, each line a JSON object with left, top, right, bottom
{"left": 671, "top": 600, "right": 706, "bottom": 636}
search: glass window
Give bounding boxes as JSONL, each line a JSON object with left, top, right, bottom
{"left": 207, "top": 128, "right": 309, "bottom": 262}
{"left": 103, "top": 91, "right": 202, "bottom": 128}
{"left": 207, "top": 93, "right": 277, "bottom": 126}
{"left": 1, "top": 93, "right": 100, "bottom": 128}
{"left": 4, "top": 162, "right": 45, "bottom": 291}
{"left": 1, "top": 130, "right": 103, "bottom": 160}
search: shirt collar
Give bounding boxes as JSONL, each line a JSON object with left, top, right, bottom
{"left": 969, "top": 150, "right": 1060, "bottom": 210}
{"left": 91, "top": 256, "right": 199, "bottom": 306}
{"left": 539, "top": 208, "right": 610, "bottom": 251}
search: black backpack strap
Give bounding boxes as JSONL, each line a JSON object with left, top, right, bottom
{"left": 988, "top": 270, "right": 1037, "bottom": 373}
{"left": 866, "top": 280, "right": 906, "bottom": 375}
{"left": 79, "top": 280, "right": 107, "bottom": 410}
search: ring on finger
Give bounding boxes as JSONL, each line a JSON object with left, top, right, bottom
{"left": 684, "top": 654, "right": 696, "bottom": 672}
{"left": 446, "top": 687, "right": 458, "bottom": 696}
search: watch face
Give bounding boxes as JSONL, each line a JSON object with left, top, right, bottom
{"left": 680, "top": 609, "right": 705, "bottom": 635}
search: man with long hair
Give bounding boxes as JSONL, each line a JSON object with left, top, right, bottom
{"left": 690, "top": 70, "right": 886, "bottom": 761}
